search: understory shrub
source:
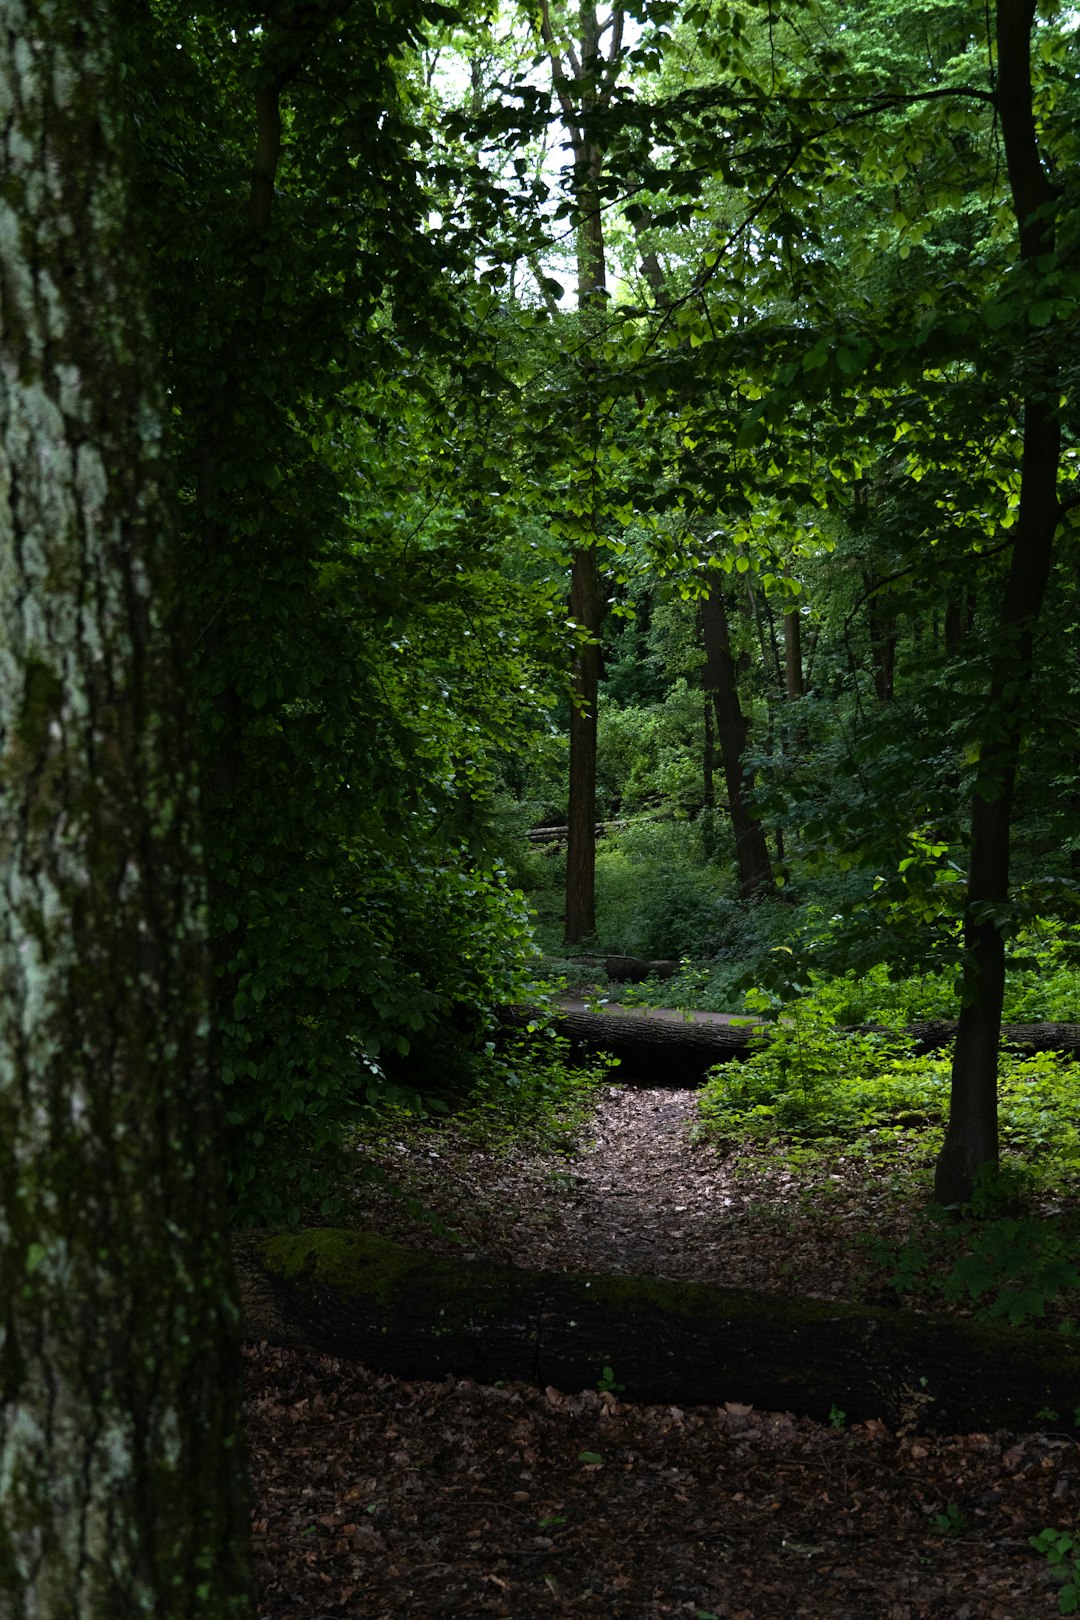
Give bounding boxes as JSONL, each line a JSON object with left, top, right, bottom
{"left": 595, "top": 683, "right": 704, "bottom": 818}
{"left": 867, "top": 1207, "right": 1080, "bottom": 1329}
{"left": 358, "top": 1021, "right": 611, "bottom": 1157}
{"left": 695, "top": 990, "right": 933, "bottom": 1143}
{"left": 1000, "top": 924, "right": 1080, "bottom": 1023}
{"left": 696, "top": 981, "right": 1080, "bottom": 1182}
{"left": 594, "top": 818, "right": 772, "bottom": 958}
{"left": 456, "top": 1024, "right": 613, "bottom": 1149}
{"left": 224, "top": 842, "right": 538, "bottom": 1227}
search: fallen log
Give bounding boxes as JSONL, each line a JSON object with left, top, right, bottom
{"left": 498, "top": 1004, "right": 1080, "bottom": 1086}
{"left": 499, "top": 1002, "right": 759, "bottom": 1084}
{"left": 234, "top": 1228, "right": 1080, "bottom": 1434}
{"left": 604, "top": 955, "right": 680, "bottom": 983}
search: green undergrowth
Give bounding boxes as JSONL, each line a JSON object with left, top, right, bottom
{"left": 695, "top": 979, "right": 1080, "bottom": 1329}
{"left": 863, "top": 1203, "right": 1080, "bottom": 1333}
{"left": 456, "top": 1025, "right": 614, "bottom": 1150}
{"left": 605, "top": 922, "right": 1080, "bottom": 1025}
{"left": 356, "top": 1022, "right": 612, "bottom": 1159}
{"left": 695, "top": 989, "right": 1080, "bottom": 1174}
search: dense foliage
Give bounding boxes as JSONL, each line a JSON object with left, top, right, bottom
{"left": 116, "top": 0, "right": 1079, "bottom": 1221}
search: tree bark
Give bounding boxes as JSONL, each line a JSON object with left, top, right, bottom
{"left": 863, "top": 572, "right": 897, "bottom": 702}
{"left": 936, "top": 0, "right": 1062, "bottom": 1206}
{"left": 0, "top": 4, "right": 252, "bottom": 1612}
{"left": 698, "top": 586, "right": 775, "bottom": 898}
{"left": 236, "top": 1229, "right": 1080, "bottom": 1434}
{"left": 565, "top": 542, "right": 602, "bottom": 942}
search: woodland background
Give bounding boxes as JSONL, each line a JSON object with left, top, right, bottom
{"left": 127, "top": 0, "right": 1080, "bottom": 1220}
{"left": 4, "top": 1, "right": 1080, "bottom": 1613}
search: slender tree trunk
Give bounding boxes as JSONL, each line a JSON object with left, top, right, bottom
{"left": 943, "top": 597, "right": 966, "bottom": 650}
{"left": 543, "top": 0, "right": 624, "bottom": 944}
{"left": 0, "top": 2, "right": 252, "bottom": 1612}
{"left": 565, "top": 543, "right": 602, "bottom": 941}
{"left": 564, "top": 130, "right": 605, "bottom": 944}
{"left": 935, "top": 0, "right": 1061, "bottom": 1205}
{"left": 863, "top": 572, "right": 897, "bottom": 701}
{"left": 698, "top": 588, "right": 774, "bottom": 898}
{"left": 784, "top": 609, "right": 805, "bottom": 700}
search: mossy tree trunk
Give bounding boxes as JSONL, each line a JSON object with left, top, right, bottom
{"left": 0, "top": 3, "right": 252, "bottom": 1613}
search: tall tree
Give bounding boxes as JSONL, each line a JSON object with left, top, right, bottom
{"left": 538, "top": 0, "right": 626, "bottom": 944}
{"left": 934, "top": 0, "right": 1069, "bottom": 1205}
{"left": 0, "top": 2, "right": 252, "bottom": 1610}
{"left": 698, "top": 582, "right": 775, "bottom": 897}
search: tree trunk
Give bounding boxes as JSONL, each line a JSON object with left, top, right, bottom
{"left": 565, "top": 542, "right": 602, "bottom": 942}
{"left": 784, "top": 609, "right": 805, "bottom": 700}
{"left": 935, "top": 0, "right": 1062, "bottom": 1206}
{"left": 0, "top": 4, "right": 252, "bottom": 1612}
{"left": 863, "top": 573, "right": 897, "bottom": 702}
{"left": 698, "top": 587, "right": 775, "bottom": 897}
{"left": 236, "top": 1229, "right": 1080, "bottom": 1435}
{"left": 543, "top": 1, "right": 623, "bottom": 946}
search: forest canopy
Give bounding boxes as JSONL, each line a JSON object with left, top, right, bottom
{"left": 126, "top": 0, "right": 1078, "bottom": 1219}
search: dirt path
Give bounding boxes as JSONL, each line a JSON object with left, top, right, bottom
{"left": 341, "top": 1082, "right": 905, "bottom": 1303}
{"left": 245, "top": 1087, "right": 1078, "bottom": 1617}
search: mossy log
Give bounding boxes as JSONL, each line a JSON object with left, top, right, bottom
{"left": 498, "top": 1004, "right": 1080, "bottom": 1086}
{"left": 234, "top": 1229, "right": 1080, "bottom": 1434}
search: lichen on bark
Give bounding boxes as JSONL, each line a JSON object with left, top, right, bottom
{"left": 0, "top": 3, "right": 252, "bottom": 1613}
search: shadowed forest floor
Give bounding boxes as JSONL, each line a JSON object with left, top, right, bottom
{"left": 244, "top": 1082, "right": 1079, "bottom": 1618}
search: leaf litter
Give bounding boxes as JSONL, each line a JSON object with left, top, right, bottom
{"left": 245, "top": 1084, "right": 1079, "bottom": 1617}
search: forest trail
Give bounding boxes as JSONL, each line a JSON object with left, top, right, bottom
{"left": 346, "top": 1079, "right": 920, "bottom": 1308}
{"left": 245, "top": 1088, "right": 1077, "bottom": 1619}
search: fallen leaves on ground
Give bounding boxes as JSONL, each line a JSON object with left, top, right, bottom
{"left": 246, "top": 1084, "right": 1079, "bottom": 1617}
{"left": 246, "top": 1347, "right": 1075, "bottom": 1618}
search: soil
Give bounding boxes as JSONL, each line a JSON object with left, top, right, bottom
{"left": 244, "top": 1075, "right": 1080, "bottom": 1618}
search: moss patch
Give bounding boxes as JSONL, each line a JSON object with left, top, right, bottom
{"left": 260, "top": 1230, "right": 441, "bottom": 1305}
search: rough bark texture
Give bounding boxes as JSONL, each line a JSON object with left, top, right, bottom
{"left": 936, "top": 0, "right": 1062, "bottom": 1206}
{"left": 497, "top": 1004, "right": 1080, "bottom": 1086}
{"left": 234, "top": 1230, "right": 1080, "bottom": 1435}
{"left": 0, "top": 4, "right": 252, "bottom": 1613}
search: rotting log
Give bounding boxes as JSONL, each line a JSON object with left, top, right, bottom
{"left": 497, "top": 1004, "right": 1080, "bottom": 1086}
{"left": 499, "top": 1002, "right": 759, "bottom": 1084}
{"left": 234, "top": 1229, "right": 1080, "bottom": 1434}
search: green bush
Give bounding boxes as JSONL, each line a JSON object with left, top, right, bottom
{"left": 457, "top": 1023, "right": 613, "bottom": 1150}
{"left": 696, "top": 978, "right": 1080, "bottom": 1172}
{"left": 695, "top": 990, "right": 938, "bottom": 1143}
{"left": 223, "top": 844, "right": 538, "bottom": 1227}
{"left": 1001, "top": 925, "right": 1080, "bottom": 1022}
{"left": 596, "top": 683, "right": 703, "bottom": 818}
{"left": 594, "top": 818, "right": 745, "bottom": 957}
